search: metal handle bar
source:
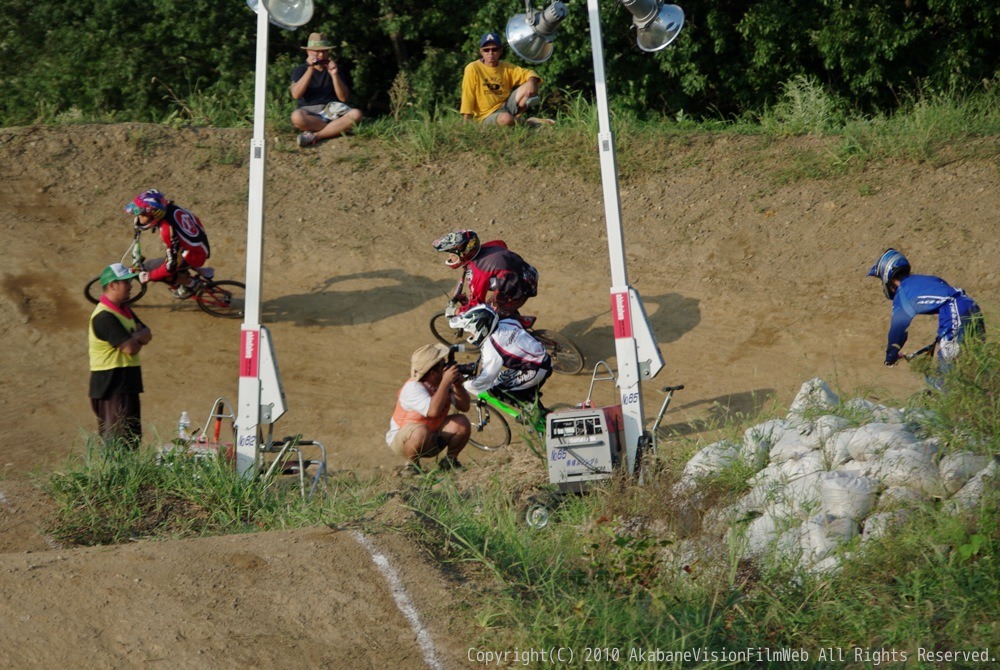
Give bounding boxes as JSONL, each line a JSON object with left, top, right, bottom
{"left": 903, "top": 342, "right": 936, "bottom": 361}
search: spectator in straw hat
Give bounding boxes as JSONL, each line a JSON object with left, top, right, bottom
{"left": 385, "top": 344, "right": 471, "bottom": 476}
{"left": 290, "top": 32, "right": 363, "bottom": 147}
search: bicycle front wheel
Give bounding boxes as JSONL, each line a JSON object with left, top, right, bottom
{"left": 429, "top": 311, "right": 478, "bottom": 351}
{"left": 468, "top": 403, "right": 511, "bottom": 452}
{"left": 197, "top": 280, "right": 245, "bottom": 319}
{"left": 534, "top": 329, "right": 585, "bottom": 375}
{"left": 84, "top": 276, "right": 147, "bottom": 305}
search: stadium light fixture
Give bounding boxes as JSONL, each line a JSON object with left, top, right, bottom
{"left": 505, "top": 1, "right": 569, "bottom": 63}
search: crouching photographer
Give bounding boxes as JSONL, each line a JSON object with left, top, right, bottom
{"left": 384, "top": 343, "right": 471, "bottom": 477}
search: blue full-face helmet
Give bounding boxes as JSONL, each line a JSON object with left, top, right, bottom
{"left": 867, "top": 249, "right": 911, "bottom": 300}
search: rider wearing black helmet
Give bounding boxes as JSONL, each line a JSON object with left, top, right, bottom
{"left": 432, "top": 229, "right": 538, "bottom": 317}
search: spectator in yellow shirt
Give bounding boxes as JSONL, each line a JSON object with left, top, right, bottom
{"left": 460, "top": 32, "right": 549, "bottom": 127}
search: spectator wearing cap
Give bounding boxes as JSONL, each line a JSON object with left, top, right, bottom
{"left": 460, "top": 32, "right": 548, "bottom": 127}
{"left": 385, "top": 344, "right": 471, "bottom": 476}
{"left": 88, "top": 263, "right": 153, "bottom": 450}
{"left": 290, "top": 32, "right": 364, "bottom": 147}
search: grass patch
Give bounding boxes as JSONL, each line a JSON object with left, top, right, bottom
{"left": 44, "top": 440, "right": 387, "bottom": 546}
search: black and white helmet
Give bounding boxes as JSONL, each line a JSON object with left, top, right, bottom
{"left": 454, "top": 304, "right": 499, "bottom": 347}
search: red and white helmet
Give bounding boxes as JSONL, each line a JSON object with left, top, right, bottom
{"left": 124, "top": 189, "right": 168, "bottom": 229}
{"left": 432, "top": 230, "right": 481, "bottom": 268}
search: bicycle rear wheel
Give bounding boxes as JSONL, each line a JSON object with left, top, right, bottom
{"left": 84, "top": 276, "right": 147, "bottom": 305}
{"left": 197, "top": 280, "right": 245, "bottom": 319}
{"left": 468, "top": 402, "right": 511, "bottom": 451}
{"left": 534, "top": 329, "right": 585, "bottom": 375}
{"left": 429, "top": 311, "right": 478, "bottom": 351}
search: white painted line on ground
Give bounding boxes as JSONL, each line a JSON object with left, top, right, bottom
{"left": 352, "top": 530, "right": 444, "bottom": 670}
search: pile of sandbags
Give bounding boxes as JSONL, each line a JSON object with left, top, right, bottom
{"left": 674, "top": 378, "right": 996, "bottom": 575}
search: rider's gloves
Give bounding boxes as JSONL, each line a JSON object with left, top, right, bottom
{"left": 164, "top": 247, "right": 177, "bottom": 272}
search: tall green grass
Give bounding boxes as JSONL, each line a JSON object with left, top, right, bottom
{"left": 44, "top": 440, "right": 387, "bottom": 546}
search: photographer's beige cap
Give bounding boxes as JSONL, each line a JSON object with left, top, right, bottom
{"left": 410, "top": 343, "right": 450, "bottom": 380}
{"left": 301, "top": 32, "right": 333, "bottom": 50}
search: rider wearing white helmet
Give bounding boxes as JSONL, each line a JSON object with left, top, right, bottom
{"left": 867, "top": 248, "right": 984, "bottom": 377}
{"left": 453, "top": 304, "right": 551, "bottom": 407}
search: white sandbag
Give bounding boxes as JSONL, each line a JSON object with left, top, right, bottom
{"left": 820, "top": 471, "right": 878, "bottom": 520}
{"left": 836, "top": 458, "right": 877, "bottom": 477}
{"left": 742, "top": 419, "right": 787, "bottom": 469}
{"left": 813, "top": 415, "right": 852, "bottom": 445}
{"left": 779, "top": 450, "right": 826, "bottom": 479}
{"left": 800, "top": 513, "right": 858, "bottom": 564}
{"left": 769, "top": 428, "right": 814, "bottom": 464}
{"left": 682, "top": 440, "right": 740, "bottom": 480}
{"left": 782, "top": 470, "right": 825, "bottom": 516}
{"left": 939, "top": 451, "right": 991, "bottom": 495}
{"left": 787, "top": 378, "right": 840, "bottom": 416}
{"left": 846, "top": 423, "right": 919, "bottom": 461}
{"left": 872, "top": 445, "right": 945, "bottom": 498}
{"left": 843, "top": 398, "right": 905, "bottom": 425}
{"left": 808, "top": 554, "right": 844, "bottom": 574}
{"left": 740, "top": 513, "right": 779, "bottom": 558}
{"left": 876, "top": 485, "right": 930, "bottom": 510}
{"left": 944, "top": 458, "right": 997, "bottom": 514}
{"left": 824, "top": 428, "right": 857, "bottom": 467}
{"left": 747, "top": 462, "right": 783, "bottom": 489}
{"left": 862, "top": 509, "right": 909, "bottom": 542}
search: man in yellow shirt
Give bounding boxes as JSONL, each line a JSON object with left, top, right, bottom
{"left": 460, "top": 32, "right": 544, "bottom": 127}
{"left": 88, "top": 263, "right": 153, "bottom": 449}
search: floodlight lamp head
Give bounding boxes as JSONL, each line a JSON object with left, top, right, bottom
{"left": 245, "top": 0, "right": 314, "bottom": 31}
{"left": 621, "top": 0, "right": 684, "bottom": 52}
{"left": 505, "top": 1, "right": 568, "bottom": 64}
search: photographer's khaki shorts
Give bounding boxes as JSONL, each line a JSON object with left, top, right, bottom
{"left": 388, "top": 423, "right": 446, "bottom": 459}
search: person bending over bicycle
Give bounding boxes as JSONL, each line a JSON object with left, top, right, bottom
{"left": 124, "top": 189, "right": 211, "bottom": 299}
{"left": 867, "top": 248, "right": 985, "bottom": 387}
{"left": 454, "top": 304, "right": 552, "bottom": 411}
{"left": 432, "top": 229, "right": 538, "bottom": 317}
{"left": 385, "top": 343, "right": 472, "bottom": 476}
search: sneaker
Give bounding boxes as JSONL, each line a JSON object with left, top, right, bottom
{"left": 398, "top": 462, "right": 423, "bottom": 479}
{"left": 298, "top": 131, "right": 318, "bottom": 148}
{"left": 171, "top": 284, "right": 194, "bottom": 300}
{"left": 525, "top": 95, "right": 540, "bottom": 109}
{"left": 437, "top": 456, "right": 463, "bottom": 472}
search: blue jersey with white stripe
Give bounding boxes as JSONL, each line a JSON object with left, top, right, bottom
{"left": 885, "top": 274, "right": 979, "bottom": 363}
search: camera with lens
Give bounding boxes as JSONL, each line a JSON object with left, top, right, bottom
{"left": 447, "top": 344, "right": 478, "bottom": 379}
{"left": 314, "top": 58, "right": 330, "bottom": 67}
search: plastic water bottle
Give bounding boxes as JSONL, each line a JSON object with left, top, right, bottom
{"left": 178, "top": 411, "right": 192, "bottom": 441}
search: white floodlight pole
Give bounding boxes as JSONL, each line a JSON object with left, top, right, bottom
{"left": 587, "top": 0, "right": 646, "bottom": 475}
{"left": 234, "top": 6, "right": 270, "bottom": 475}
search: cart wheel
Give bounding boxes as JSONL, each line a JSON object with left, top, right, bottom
{"left": 525, "top": 504, "right": 551, "bottom": 529}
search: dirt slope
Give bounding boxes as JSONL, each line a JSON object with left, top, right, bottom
{"left": 0, "top": 125, "right": 997, "bottom": 667}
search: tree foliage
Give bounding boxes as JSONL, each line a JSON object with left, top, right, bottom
{"left": 1, "top": 0, "right": 997, "bottom": 125}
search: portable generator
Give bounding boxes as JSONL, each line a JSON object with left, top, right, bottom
{"left": 544, "top": 404, "right": 624, "bottom": 492}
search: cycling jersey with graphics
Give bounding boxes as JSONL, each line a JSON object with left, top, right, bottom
{"left": 464, "top": 318, "right": 551, "bottom": 395}
{"left": 147, "top": 204, "right": 211, "bottom": 282}
{"left": 458, "top": 240, "right": 537, "bottom": 313}
{"left": 885, "top": 274, "right": 982, "bottom": 365}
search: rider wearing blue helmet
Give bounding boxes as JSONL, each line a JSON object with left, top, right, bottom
{"left": 867, "top": 249, "right": 984, "bottom": 373}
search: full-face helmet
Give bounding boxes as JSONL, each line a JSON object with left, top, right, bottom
{"left": 453, "top": 304, "right": 499, "bottom": 347}
{"left": 432, "top": 230, "right": 481, "bottom": 268}
{"left": 867, "top": 248, "right": 911, "bottom": 300}
{"left": 124, "top": 189, "right": 168, "bottom": 229}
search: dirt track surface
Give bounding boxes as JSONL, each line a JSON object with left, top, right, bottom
{"left": 0, "top": 125, "right": 997, "bottom": 667}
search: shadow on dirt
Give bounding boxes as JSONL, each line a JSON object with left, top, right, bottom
{"left": 660, "top": 387, "right": 777, "bottom": 437}
{"left": 556, "top": 292, "right": 701, "bottom": 363}
{"left": 262, "top": 270, "right": 456, "bottom": 327}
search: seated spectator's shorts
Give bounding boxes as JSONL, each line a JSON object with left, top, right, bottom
{"left": 482, "top": 88, "right": 523, "bottom": 125}
{"left": 298, "top": 102, "right": 354, "bottom": 121}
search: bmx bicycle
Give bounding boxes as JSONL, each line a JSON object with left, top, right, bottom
{"left": 430, "top": 302, "right": 585, "bottom": 375}
{"left": 84, "top": 229, "right": 246, "bottom": 319}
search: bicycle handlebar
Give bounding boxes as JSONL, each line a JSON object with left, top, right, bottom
{"left": 661, "top": 385, "right": 685, "bottom": 392}
{"left": 903, "top": 342, "right": 936, "bottom": 362}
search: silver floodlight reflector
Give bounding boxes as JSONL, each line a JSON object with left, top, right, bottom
{"left": 246, "top": 0, "right": 314, "bottom": 30}
{"left": 505, "top": 1, "right": 568, "bottom": 63}
{"left": 622, "top": 0, "right": 684, "bottom": 52}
